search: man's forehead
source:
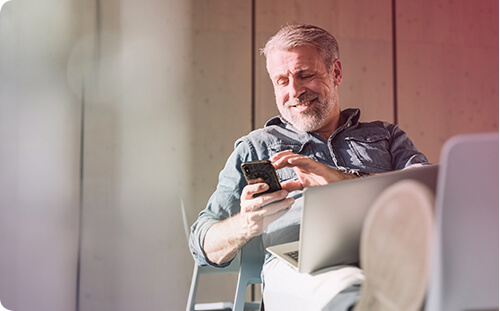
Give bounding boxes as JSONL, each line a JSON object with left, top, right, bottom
{"left": 266, "top": 47, "right": 324, "bottom": 76}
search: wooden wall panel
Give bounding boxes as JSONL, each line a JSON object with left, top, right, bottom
{"left": 335, "top": 0, "right": 394, "bottom": 123}
{"left": 189, "top": 1, "right": 252, "bottom": 216}
{"left": 396, "top": 0, "right": 499, "bottom": 163}
{"left": 254, "top": 0, "right": 394, "bottom": 129}
{"left": 187, "top": 0, "right": 253, "bottom": 304}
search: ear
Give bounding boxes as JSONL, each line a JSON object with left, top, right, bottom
{"left": 332, "top": 59, "right": 343, "bottom": 86}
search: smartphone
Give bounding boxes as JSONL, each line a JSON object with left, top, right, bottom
{"left": 241, "top": 160, "right": 282, "bottom": 196}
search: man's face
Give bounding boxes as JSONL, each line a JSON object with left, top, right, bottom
{"left": 266, "top": 46, "right": 341, "bottom": 133}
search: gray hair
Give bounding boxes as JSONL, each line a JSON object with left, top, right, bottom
{"left": 261, "top": 24, "right": 340, "bottom": 72}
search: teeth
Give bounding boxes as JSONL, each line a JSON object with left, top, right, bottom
{"left": 295, "top": 101, "right": 310, "bottom": 107}
{"left": 286, "top": 99, "right": 315, "bottom": 108}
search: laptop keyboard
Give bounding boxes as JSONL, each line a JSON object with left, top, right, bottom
{"left": 285, "top": 250, "right": 299, "bottom": 262}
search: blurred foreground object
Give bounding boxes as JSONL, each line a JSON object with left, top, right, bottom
{"left": 0, "top": 0, "right": 11, "bottom": 12}
{"left": 426, "top": 133, "right": 499, "bottom": 311}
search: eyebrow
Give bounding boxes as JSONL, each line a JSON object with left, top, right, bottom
{"left": 292, "top": 67, "right": 314, "bottom": 74}
{"left": 272, "top": 67, "right": 314, "bottom": 80}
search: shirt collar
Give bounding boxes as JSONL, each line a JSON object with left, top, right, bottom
{"left": 264, "top": 108, "right": 361, "bottom": 130}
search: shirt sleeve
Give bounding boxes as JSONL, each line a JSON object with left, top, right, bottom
{"left": 188, "top": 138, "right": 254, "bottom": 267}
{"left": 388, "top": 124, "right": 429, "bottom": 169}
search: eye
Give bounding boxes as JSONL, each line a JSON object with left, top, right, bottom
{"left": 276, "top": 78, "right": 288, "bottom": 86}
{"left": 299, "top": 73, "right": 314, "bottom": 80}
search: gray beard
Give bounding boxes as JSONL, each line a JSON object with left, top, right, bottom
{"left": 279, "top": 94, "right": 335, "bottom": 132}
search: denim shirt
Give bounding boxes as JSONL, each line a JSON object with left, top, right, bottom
{"left": 189, "top": 108, "right": 428, "bottom": 267}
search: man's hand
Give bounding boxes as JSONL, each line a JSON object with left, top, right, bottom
{"left": 239, "top": 182, "right": 294, "bottom": 237}
{"left": 204, "top": 182, "right": 294, "bottom": 265}
{"left": 271, "top": 150, "right": 357, "bottom": 192}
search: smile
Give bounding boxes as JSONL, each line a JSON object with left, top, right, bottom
{"left": 286, "top": 98, "right": 317, "bottom": 109}
{"left": 294, "top": 100, "right": 312, "bottom": 107}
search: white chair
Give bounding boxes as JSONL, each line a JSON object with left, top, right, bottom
{"left": 425, "top": 133, "right": 499, "bottom": 311}
{"left": 232, "top": 237, "right": 264, "bottom": 311}
{"left": 186, "top": 261, "right": 240, "bottom": 311}
{"left": 182, "top": 200, "right": 263, "bottom": 311}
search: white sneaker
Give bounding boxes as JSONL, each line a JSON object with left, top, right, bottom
{"left": 353, "top": 179, "right": 434, "bottom": 311}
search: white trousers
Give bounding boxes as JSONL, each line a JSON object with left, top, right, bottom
{"left": 262, "top": 257, "right": 364, "bottom": 311}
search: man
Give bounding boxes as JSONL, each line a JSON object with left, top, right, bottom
{"left": 189, "top": 24, "right": 429, "bottom": 310}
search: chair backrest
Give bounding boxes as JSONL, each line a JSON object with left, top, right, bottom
{"left": 185, "top": 237, "right": 264, "bottom": 311}
{"left": 183, "top": 198, "right": 264, "bottom": 311}
{"left": 425, "top": 133, "right": 499, "bottom": 311}
{"left": 186, "top": 261, "right": 240, "bottom": 311}
{"left": 233, "top": 236, "right": 265, "bottom": 311}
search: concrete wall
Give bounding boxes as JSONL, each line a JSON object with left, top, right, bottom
{"left": 0, "top": 0, "right": 497, "bottom": 310}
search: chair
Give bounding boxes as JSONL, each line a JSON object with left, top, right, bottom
{"left": 425, "top": 133, "right": 499, "bottom": 311}
{"left": 232, "top": 237, "right": 264, "bottom": 311}
{"left": 182, "top": 199, "right": 264, "bottom": 311}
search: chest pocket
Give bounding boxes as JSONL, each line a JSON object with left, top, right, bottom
{"left": 345, "top": 134, "right": 392, "bottom": 171}
{"left": 268, "top": 142, "right": 315, "bottom": 183}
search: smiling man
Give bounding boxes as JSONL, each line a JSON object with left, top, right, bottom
{"left": 189, "top": 24, "right": 429, "bottom": 310}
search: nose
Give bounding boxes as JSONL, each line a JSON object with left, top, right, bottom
{"left": 288, "top": 77, "right": 306, "bottom": 99}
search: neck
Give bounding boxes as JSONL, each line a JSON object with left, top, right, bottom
{"left": 316, "top": 109, "right": 343, "bottom": 141}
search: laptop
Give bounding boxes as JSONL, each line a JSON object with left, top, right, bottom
{"left": 267, "top": 164, "right": 439, "bottom": 274}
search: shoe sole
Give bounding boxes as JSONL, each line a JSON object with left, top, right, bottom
{"left": 353, "top": 179, "right": 434, "bottom": 311}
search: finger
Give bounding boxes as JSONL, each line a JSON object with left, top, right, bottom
{"left": 270, "top": 150, "right": 294, "bottom": 162}
{"left": 241, "top": 189, "right": 289, "bottom": 212}
{"left": 272, "top": 153, "right": 304, "bottom": 170}
{"left": 287, "top": 155, "right": 314, "bottom": 166}
{"left": 281, "top": 180, "right": 304, "bottom": 192}
{"left": 271, "top": 153, "right": 290, "bottom": 170}
{"left": 257, "top": 189, "right": 289, "bottom": 207}
{"left": 261, "top": 198, "right": 295, "bottom": 227}
{"left": 260, "top": 197, "right": 295, "bottom": 216}
{"left": 288, "top": 158, "right": 324, "bottom": 174}
{"left": 241, "top": 183, "right": 269, "bottom": 200}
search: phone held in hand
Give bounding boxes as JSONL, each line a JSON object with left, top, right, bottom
{"left": 241, "top": 160, "right": 282, "bottom": 196}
